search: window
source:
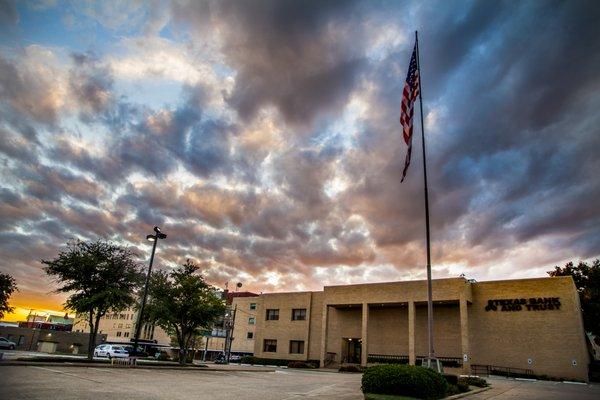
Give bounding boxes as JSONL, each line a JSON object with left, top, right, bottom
{"left": 116, "top": 331, "right": 122, "bottom": 337}
{"left": 248, "top": 317, "right": 255, "bottom": 325}
{"left": 266, "top": 309, "right": 279, "bottom": 320}
{"left": 250, "top": 303, "right": 257, "bottom": 310}
{"left": 289, "top": 340, "right": 305, "bottom": 354}
{"left": 124, "top": 332, "right": 130, "bottom": 338}
{"left": 118, "top": 323, "right": 123, "bottom": 328}
{"left": 247, "top": 332, "right": 254, "bottom": 339}
{"left": 263, "top": 339, "right": 277, "bottom": 352}
{"left": 291, "top": 309, "right": 306, "bottom": 321}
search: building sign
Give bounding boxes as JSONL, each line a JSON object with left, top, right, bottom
{"left": 485, "top": 297, "right": 561, "bottom": 312}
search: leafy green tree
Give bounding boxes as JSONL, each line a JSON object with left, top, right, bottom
{"left": 42, "top": 239, "right": 142, "bottom": 359}
{"left": 548, "top": 259, "right": 600, "bottom": 335}
{"left": 0, "top": 272, "right": 18, "bottom": 320}
{"left": 145, "top": 260, "right": 226, "bottom": 365}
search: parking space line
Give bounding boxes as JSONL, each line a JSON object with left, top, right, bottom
{"left": 31, "top": 366, "right": 104, "bottom": 383}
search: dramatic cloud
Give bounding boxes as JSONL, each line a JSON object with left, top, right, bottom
{"left": 0, "top": 0, "right": 599, "bottom": 314}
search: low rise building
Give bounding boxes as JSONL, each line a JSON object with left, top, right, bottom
{"left": 234, "top": 276, "right": 589, "bottom": 381}
{"left": 0, "top": 325, "right": 105, "bottom": 354}
{"left": 73, "top": 308, "right": 171, "bottom": 351}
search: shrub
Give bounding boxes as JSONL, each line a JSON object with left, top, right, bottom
{"left": 361, "top": 364, "right": 448, "bottom": 400}
{"left": 339, "top": 364, "right": 364, "bottom": 373}
{"left": 442, "top": 374, "right": 458, "bottom": 385}
{"left": 458, "top": 376, "right": 488, "bottom": 388}
{"left": 457, "top": 381, "right": 470, "bottom": 393}
{"left": 288, "top": 361, "right": 316, "bottom": 369}
{"left": 239, "top": 356, "right": 319, "bottom": 367}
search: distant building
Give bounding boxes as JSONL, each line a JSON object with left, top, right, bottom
{"left": 0, "top": 325, "right": 105, "bottom": 354}
{"left": 19, "top": 311, "right": 74, "bottom": 332}
{"left": 73, "top": 308, "right": 171, "bottom": 352}
{"left": 201, "top": 290, "right": 259, "bottom": 360}
{"left": 231, "top": 276, "right": 590, "bottom": 382}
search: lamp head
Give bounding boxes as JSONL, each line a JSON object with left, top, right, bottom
{"left": 146, "top": 235, "right": 155, "bottom": 242}
{"left": 157, "top": 232, "right": 167, "bottom": 240}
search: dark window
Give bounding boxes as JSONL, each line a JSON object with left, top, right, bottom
{"left": 289, "top": 340, "right": 305, "bottom": 354}
{"left": 266, "top": 309, "right": 279, "bottom": 320}
{"left": 291, "top": 309, "right": 306, "bottom": 321}
{"left": 247, "top": 332, "right": 254, "bottom": 339}
{"left": 250, "top": 303, "right": 257, "bottom": 310}
{"left": 263, "top": 339, "right": 277, "bottom": 352}
{"left": 116, "top": 331, "right": 122, "bottom": 337}
{"left": 248, "top": 317, "right": 255, "bottom": 325}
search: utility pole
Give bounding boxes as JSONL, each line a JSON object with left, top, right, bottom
{"left": 225, "top": 305, "right": 237, "bottom": 363}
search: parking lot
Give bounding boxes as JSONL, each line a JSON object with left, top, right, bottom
{"left": 2, "top": 365, "right": 600, "bottom": 399}
{"left": 0, "top": 365, "right": 363, "bottom": 400}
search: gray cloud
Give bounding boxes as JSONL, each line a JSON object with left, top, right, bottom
{"left": 1, "top": 0, "right": 599, "bottom": 307}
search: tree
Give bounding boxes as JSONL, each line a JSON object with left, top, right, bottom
{"left": 548, "top": 259, "right": 600, "bottom": 335}
{"left": 145, "top": 260, "right": 226, "bottom": 365}
{"left": 42, "top": 239, "right": 142, "bottom": 359}
{"left": 0, "top": 272, "right": 18, "bottom": 320}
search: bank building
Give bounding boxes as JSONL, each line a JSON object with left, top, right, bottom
{"left": 231, "top": 276, "right": 590, "bottom": 381}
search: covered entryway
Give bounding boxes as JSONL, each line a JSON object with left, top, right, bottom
{"left": 342, "top": 338, "right": 362, "bottom": 364}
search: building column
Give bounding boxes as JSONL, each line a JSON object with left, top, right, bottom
{"left": 361, "top": 302, "right": 369, "bottom": 367}
{"left": 408, "top": 301, "right": 416, "bottom": 365}
{"left": 459, "top": 295, "right": 470, "bottom": 374}
{"left": 319, "top": 304, "right": 329, "bottom": 368}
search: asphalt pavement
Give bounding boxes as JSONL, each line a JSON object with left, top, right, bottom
{"left": 1, "top": 364, "right": 599, "bottom": 399}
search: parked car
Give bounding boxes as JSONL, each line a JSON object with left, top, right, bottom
{"left": 0, "top": 337, "right": 16, "bottom": 350}
{"left": 93, "top": 344, "right": 129, "bottom": 358}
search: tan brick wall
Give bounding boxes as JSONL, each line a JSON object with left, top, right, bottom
{"left": 231, "top": 296, "right": 260, "bottom": 353}
{"left": 368, "top": 306, "right": 409, "bottom": 356}
{"left": 469, "top": 276, "right": 589, "bottom": 381}
{"left": 307, "top": 292, "right": 324, "bottom": 360}
{"left": 414, "top": 304, "right": 461, "bottom": 358}
{"left": 253, "top": 291, "right": 313, "bottom": 360}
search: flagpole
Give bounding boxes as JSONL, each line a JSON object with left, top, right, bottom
{"left": 415, "top": 30, "right": 435, "bottom": 364}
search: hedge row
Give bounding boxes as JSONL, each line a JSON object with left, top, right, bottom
{"left": 239, "top": 356, "right": 319, "bottom": 368}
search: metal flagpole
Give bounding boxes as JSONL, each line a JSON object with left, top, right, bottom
{"left": 415, "top": 30, "right": 436, "bottom": 368}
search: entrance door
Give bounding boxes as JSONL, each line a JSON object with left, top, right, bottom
{"left": 346, "top": 339, "right": 361, "bottom": 364}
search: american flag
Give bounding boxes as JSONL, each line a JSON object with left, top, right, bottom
{"left": 400, "top": 44, "right": 420, "bottom": 182}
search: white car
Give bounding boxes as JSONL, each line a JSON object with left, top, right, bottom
{"left": 0, "top": 337, "right": 16, "bottom": 350}
{"left": 93, "top": 344, "right": 129, "bottom": 359}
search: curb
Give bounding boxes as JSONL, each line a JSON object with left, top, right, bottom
{"left": 445, "top": 386, "right": 491, "bottom": 400}
{"left": 0, "top": 361, "right": 276, "bottom": 372}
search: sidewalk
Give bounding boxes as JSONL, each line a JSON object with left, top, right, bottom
{"left": 464, "top": 376, "right": 600, "bottom": 400}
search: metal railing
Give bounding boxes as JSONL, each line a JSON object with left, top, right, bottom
{"left": 324, "top": 352, "right": 337, "bottom": 367}
{"left": 111, "top": 357, "right": 138, "bottom": 367}
{"left": 367, "top": 354, "right": 410, "bottom": 364}
{"left": 367, "top": 354, "right": 462, "bottom": 367}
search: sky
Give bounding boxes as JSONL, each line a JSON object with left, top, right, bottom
{"left": 0, "top": 0, "right": 599, "bottom": 319}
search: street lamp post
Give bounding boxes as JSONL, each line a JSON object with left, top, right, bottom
{"left": 132, "top": 226, "right": 167, "bottom": 356}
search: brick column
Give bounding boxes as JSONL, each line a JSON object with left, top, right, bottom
{"left": 408, "top": 301, "right": 416, "bottom": 365}
{"left": 459, "top": 295, "right": 470, "bottom": 374}
{"left": 320, "top": 304, "right": 329, "bottom": 367}
{"left": 361, "top": 302, "right": 369, "bottom": 367}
